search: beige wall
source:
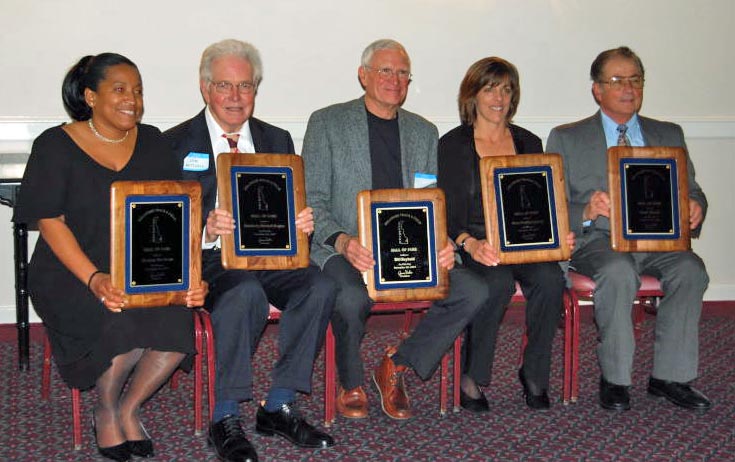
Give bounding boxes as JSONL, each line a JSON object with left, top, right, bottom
{"left": 0, "top": 0, "right": 732, "bottom": 322}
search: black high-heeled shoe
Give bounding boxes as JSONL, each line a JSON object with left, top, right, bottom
{"left": 127, "top": 423, "right": 154, "bottom": 458}
{"left": 91, "top": 419, "right": 132, "bottom": 462}
{"left": 518, "top": 369, "right": 551, "bottom": 410}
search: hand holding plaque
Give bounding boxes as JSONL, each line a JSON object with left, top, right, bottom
{"left": 357, "top": 188, "right": 449, "bottom": 303}
{"left": 110, "top": 180, "right": 202, "bottom": 308}
{"left": 479, "top": 153, "right": 571, "bottom": 264}
{"left": 608, "top": 146, "right": 690, "bottom": 252}
{"left": 216, "top": 153, "right": 309, "bottom": 270}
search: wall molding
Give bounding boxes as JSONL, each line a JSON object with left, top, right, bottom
{"left": 2, "top": 116, "right": 735, "bottom": 154}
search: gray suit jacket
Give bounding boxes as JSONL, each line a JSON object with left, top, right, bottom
{"left": 302, "top": 96, "right": 439, "bottom": 268}
{"left": 546, "top": 110, "right": 707, "bottom": 248}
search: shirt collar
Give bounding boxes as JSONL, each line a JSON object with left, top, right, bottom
{"left": 204, "top": 106, "right": 254, "bottom": 154}
{"left": 600, "top": 111, "right": 642, "bottom": 147}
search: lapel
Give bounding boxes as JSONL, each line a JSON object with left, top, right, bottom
{"left": 249, "top": 117, "right": 268, "bottom": 153}
{"left": 397, "top": 107, "right": 413, "bottom": 188}
{"left": 344, "top": 98, "right": 373, "bottom": 189}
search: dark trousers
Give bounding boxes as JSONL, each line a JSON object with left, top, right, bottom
{"left": 323, "top": 255, "right": 489, "bottom": 389}
{"left": 462, "top": 255, "right": 564, "bottom": 390}
{"left": 202, "top": 249, "right": 336, "bottom": 402}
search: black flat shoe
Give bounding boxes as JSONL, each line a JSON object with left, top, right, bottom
{"left": 128, "top": 438, "right": 154, "bottom": 458}
{"left": 459, "top": 387, "right": 490, "bottom": 413}
{"left": 127, "top": 422, "right": 154, "bottom": 458}
{"left": 599, "top": 376, "right": 631, "bottom": 411}
{"left": 648, "top": 377, "right": 711, "bottom": 411}
{"left": 518, "top": 369, "right": 550, "bottom": 410}
{"left": 256, "top": 403, "right": 334, "bottom": 448}
{"left": 92, "top": 419, "right": 132, "bottom": 462}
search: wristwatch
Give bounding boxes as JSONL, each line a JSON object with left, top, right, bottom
{"left": 458, "top": 235, "right": 471, "bottom": 251}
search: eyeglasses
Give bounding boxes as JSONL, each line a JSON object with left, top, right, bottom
{"left": 365, "top": 66, "right": 412, "bottom": 82}
{"left": 599, "top": 75, "right": 645, "bottom": 90}
{"left": 211, "top": 80, "right": 256, "bottom": 95}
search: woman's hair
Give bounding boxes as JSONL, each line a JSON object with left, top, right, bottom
{"left": 61, "top": 53, "right": 138, "bottom": 121}
{"left": 458, "top": 57, "right": 521, "bottom": 125}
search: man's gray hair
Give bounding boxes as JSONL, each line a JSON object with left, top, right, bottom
{"left": 199, "top": 39, "right": 263, "bottom": 86}
{"left": 360, "top": 39, "right": 410, "bottom": 68}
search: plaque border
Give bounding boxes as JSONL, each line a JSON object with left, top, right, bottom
{"left": 217, "top": 153, "right": 309, "bottom": 270}
{"left": 371, "top": 200, "right": 438, "bottom": 291}
{"left": 125, "top": 195, "right": 189, "bottom": 294}
{"left": 608, "top": 146, "right": 690, "bottom": 252}
{"left": 620, "top": 158, "right": 680, "bottom": 240}
{"left": 110, "top": 180, "right": 202, "bottom": 308}
{"left": 494, "top": 165, "right": 559, "bottom": 252}
{"left": 480, "top": 153, "right": 571, "bottom": 264}
{"left": 230, "top": 166, "right": 298, "bottom": 257}
{"left": 357, "top": 188, "right": 449, "bottom": 303}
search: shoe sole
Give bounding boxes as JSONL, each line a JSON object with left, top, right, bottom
{"left": 255, "top": 425, "right": 334, "bottom": 449}
{"left": 371, "top": 372, "right": 411, "bottom": 420}
{"left": 599, "top": 399, "right": 630, "bottom": 411}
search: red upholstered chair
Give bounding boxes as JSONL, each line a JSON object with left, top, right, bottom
{"left": 41, "top": 310, "right": 208, "bottom": 450}
{"left": 323, "top": 301, "right": 459, "bottom": 426}
{"left": 565, "top": 270, "right": 664, "bottom": 402}
{"left": 447, "top": 282, "right": 576, "bottom": 411}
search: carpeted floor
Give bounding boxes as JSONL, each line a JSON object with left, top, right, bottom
{"left": 1, "top": 303, "right": 734, "bottom": 461}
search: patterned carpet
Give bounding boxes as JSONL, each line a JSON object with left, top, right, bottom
{"left": 1, "top": 304, "right": 734, "bottom": 462}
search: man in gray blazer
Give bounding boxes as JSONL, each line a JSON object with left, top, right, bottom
{"left": 546, "top": 46, "right": 710, "bottom": 412}
{"left": 302, "top": 39, "right": 488, "bottom": 420}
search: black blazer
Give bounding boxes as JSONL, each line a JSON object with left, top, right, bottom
{"left": 164, "top": 110, "right": 295, "bottom": 230}
{"left": 438, "top": 123, "right": 542, "bottom": 240}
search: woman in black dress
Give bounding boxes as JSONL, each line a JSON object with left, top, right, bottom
{"left": 14, "top": 53, "right": 207, "bottom": 461}
{"left": 438, "top": 57, "right": 574, "bottom": 411}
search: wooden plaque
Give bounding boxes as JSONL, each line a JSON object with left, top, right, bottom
{"left": 479, "top": 153, "right": 571, "bottom": 264}
{"left": 608, "top": 146, "right": 690, "bottom": 252}
{"left": 110, "top": 180, "right": 202, "bottom": 308}
{"left": 217, "top": 153, "right": 309, "bottom": 270}
{"left": 357, "top": 188, "right": 449, "bottom": 303}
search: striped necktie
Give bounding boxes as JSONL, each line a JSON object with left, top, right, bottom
{"left": 223, "top": 133, "right": 240, "bottom": 153}
{"left": 616, "top": 124, "right": 630, "bottom": 147}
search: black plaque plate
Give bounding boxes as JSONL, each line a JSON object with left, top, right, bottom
{"left": 620, "top": 159, "right": 679, "bottom": 239}
{"left": 231, "top": 166, "right": 297, "bottom": 256}
{"left": 126, "top": 195, "right": 189, "bottom": 293}
{"left": 371, "top": 201, "right": 437, "bottom": 290}
{"left": 494, "top": 166, "right": 559, "bottom": 251}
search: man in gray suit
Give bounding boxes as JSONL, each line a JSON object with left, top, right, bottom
{"left": 302, "top": 39, "right": 488, "bottom": 420}
{"left": 546, "top": 46, "right": 710, "bottom": 412}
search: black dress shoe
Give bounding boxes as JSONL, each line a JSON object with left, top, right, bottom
{"left": 127, "top": 423, "right": 154, "bottom": 458}
{"left": 459, "top": 388, "right": 490, "bottom": 413}
{"left": 92, "top": 420, "right": 132, "bottom": 462}
{"left": 518, "top": 369, "right": 550, "bottom": 410}
{"left": 208, "top": 415, "right": 258, "bottom": 462}
{"left": 599, "top": 377, "right": 631, "bottom": 411}
{"left": 648, "top": 377, "right": 712, "bottom": 411}
{"left": 255, "top": 403, "right": 335, "bottom": 448}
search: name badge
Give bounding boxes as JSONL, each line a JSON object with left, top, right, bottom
{"left": 413, "top": 172, "right": 437, "bottom": 188}
{"left": 183, "top": 152, "right": 209, "bottom": 171}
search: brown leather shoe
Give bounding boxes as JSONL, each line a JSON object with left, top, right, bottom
{"left": 372, "top": 346, "right": 412, "bottom": 420}
{"left": 336, "top": 386, "right": 368, "bottom": 419}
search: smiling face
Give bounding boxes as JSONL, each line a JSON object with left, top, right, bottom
{"left": 592, "top": 56, "right": 644, "bottom": 124}
{"left": 85, "top": 64, "right": 143, "bottom": 136}
{"left": 474, "top": 79, "right": 513, "bottom": 127}
{"left": 358, "top": 48, "right": 411, "bottom": 119}
{"left": 200, "top": 55, "right": 256, "bottom": 133}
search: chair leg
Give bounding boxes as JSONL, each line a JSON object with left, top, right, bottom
{"left": 72, "top": 387, "right": 82, "bottom": 450}
{"left": 452, "top": 335, "right": 461, "bottom": 412}
{"left": 440, "top": 351, "right": 448, "bottom": 416}
{"left": 570, "top": 291, "right": 581, "bottom": 403}
{"left": 562, "top": 290, "right": 573, "bottom": 405}
{"left": 42, "top": 332, "right": 52, "bottom": 400}
{"left": 324, "top": 323, "right": 336, "bottom": 427}
{"left": 193, "top": 311, "right": 204, "bottom": 436}
{"left": 198, "top": 310, "right": 216, "bottom": 425}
